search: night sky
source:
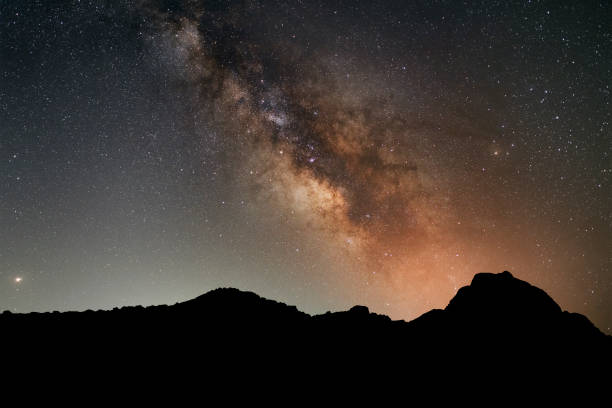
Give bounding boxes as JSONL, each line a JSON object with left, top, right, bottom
{"left": 1, "top": 0, "right": 610, "bottom": 332}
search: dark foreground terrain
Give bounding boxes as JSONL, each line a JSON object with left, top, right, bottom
{"left": 2, "top": 271, "right": 610, "bottom": 386}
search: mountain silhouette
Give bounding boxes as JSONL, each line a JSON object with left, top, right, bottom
{"left": 1, "top": 271, "right": 610, "bottom": 380}
{"left": 410, "top": 271, "right": 607, "bottom": 344}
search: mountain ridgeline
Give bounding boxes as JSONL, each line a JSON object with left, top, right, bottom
{"left": 1, "top": 271, "right": 610, "bottom": 370}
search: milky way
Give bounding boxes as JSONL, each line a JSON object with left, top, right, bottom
{"left": 1, "top": 1, "right": 610, "bottom": 331}
{"left": 141, "top": 3, "right": 477, "bottom": 309}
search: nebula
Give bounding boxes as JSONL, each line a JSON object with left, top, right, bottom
{"left": 2, "top": 0, "right": 609, "bottom": 330}
{"left": 134, "top": 2, "right": 480, "bottom": 316}
{"left": 84, "top": 0, "right": 607, "bottom": 324}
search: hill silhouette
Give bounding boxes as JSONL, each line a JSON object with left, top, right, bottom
{"left": 1, "top": 271, "right": 610, "bottom": 379}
